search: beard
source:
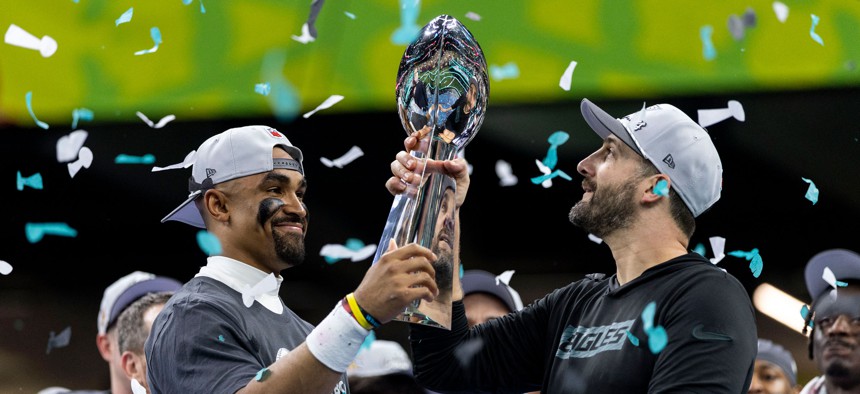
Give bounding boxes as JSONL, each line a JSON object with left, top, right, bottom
{"left": 431, "top": 243, "right": 454, "bottom": 292}
{"left": 568, "top": 177, "right": 639, "bottom": 238}
{"left": 274, "top": 231, "right": 305, "bottom": 267}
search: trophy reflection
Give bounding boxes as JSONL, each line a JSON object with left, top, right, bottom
{"left": 371, "top": 14, "right": 488, "bottom": 329}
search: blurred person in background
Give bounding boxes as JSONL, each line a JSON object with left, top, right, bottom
{"left": 347, "top": 339, "right": 428, "bottom": 394}
{"left": 460, "top": 269, "right": 523, "bottom": 327}
{"left": 749, "top": 338, "right": 799, "bottom": 394}
{"left": 117, "top": 291, "right": 174, "bottom": 394}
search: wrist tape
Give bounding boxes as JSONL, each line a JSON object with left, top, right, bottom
{"left": 306, "top": 300, "right": 370, "bottom": 373}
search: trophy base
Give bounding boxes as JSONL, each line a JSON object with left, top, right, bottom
{"left": 393, "top": 299, "right": 451, "bottom": 330}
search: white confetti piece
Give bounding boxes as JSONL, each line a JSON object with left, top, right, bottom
{"left": 292, "top": 23, "right": 315, "bottom": 44}
{"left": 136, "top": 111, "right": 176, "bottom": 128}
{"left": 46, "top": 326, "right": 71, "bottom": 354}
{"left": 0, "top": 260, "right": 12, "bottom": 275}
{"left": 709, "top": 236, "right": 726, "bottom": 264}
{"left": 68, "top": 147, "right": 93, "bottom": 178}
{"left": 697, "top": 100, "right": 745, "bottom": 128}
{"left": 57, "top": 130, "right": 88, "bottom": 163}
{"left": 465, "top": 12, "right": 481, "bottom": 21}
{"left": 303, "top": 95, "right": 344, "bottom": 118}
{"left": 115, "top": 8, "right": 133, "bottom": 26}
{"left": 588, "top": 234, "right": 603, "bottom": 244}
{"left": 152, "top": 150, "right": 196, "bottom": 172}
{"left": 241, "top": 274, "right": 278, "bottom": 308}
{"left": 559, "top": 60, "right": 577, "bottom": 91}
{"left": 495, "top": 160, "right": 518, "bottom": 186}
{"left": 320, "top": 243, "right": 377, "bottom": 262}
{"left": 134, "top": 27, "right": 162, "bottom": 55}
{"left": 772, "top": 2, "right": 788, "bottom": 23}
{"left": 320, "top": 146, "right": 364, "bottom": 168}
{"left": 4, "top": 24, "right": 57, "bottom": 57}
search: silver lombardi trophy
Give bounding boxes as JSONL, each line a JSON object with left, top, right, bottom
{"left": 371, "top": 14, "right": 489, "bottom": 329}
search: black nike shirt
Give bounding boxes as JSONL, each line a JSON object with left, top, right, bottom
{"left": 410, "top": 253, "right": 757, "bottom": 393}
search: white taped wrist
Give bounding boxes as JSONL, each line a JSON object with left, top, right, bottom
{"left": 307, "top": 301, "right": 370, "bottom": 373}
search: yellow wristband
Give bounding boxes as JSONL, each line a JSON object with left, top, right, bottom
{"left": 346, "top": 293, "right": 373, "bottom": 330}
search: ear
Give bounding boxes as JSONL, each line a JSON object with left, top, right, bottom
{"left": 96, "top": 332, "right": 113, "bottom": 362}
{"left": 203, "top": 189, "right": 231, "bottom": 225}
{"left": 642, "top": 175, "right": 671, "bottom": 203}
{"left": 121, "top": 350, "right": 142, "bottom": 381}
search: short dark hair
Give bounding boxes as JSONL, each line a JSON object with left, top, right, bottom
{"left": 638, "top": 160, "right": 696, "bottom": 239}
{"left": 117, "top": 291, "right": 173, "bottom": 354}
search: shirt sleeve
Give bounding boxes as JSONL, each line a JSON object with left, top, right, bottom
{"left": 648, "top": 271, "right": 757, "bottom": 393}
{"left": 409, "top": 298, "right": 549, "bottom": 393}
{"left": 146, "top": 297, "right": 261, "bottom": 394}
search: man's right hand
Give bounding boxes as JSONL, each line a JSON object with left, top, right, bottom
{"left": 353, "top": 240, "right": 438, "bottom": 324}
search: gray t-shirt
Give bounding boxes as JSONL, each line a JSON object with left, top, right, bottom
{"left": 145, "top": 276, "right": 349, "bottom": 394}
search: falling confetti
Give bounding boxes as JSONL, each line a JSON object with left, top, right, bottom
{"left": 261, "top": 49, "right": 301, "bottom": 122}
{"left": 652, "top": 179, "right": 669, "bottom": 197}
{"left": 495, "top": 270, "right": 515, "bottom": 286}
{"left": 647, "top": 326, "right": 668, "bottom": 354}
{"left": 697, "top": 100, "right": 745, "bottom": 128}
{"left": 700, "top": 25, "right": 716, "bottom": 61}
{"left": 542, "top": 131, "right": 570, "bottom": 170}
{"left": 465, "top": 11, "right": 481, "bottom": 21}
{"left": 800, "top": 305, "right": 813, "bottom": 328}
{"left": 255, "top": 82, "right": 271, "bottom": 96}
{"left": 822, "top": 267, "right": 848, "bottom": 290}
{"left": 587, "top": 234, "right": 603, "bottom": 244}
{"left": 727, "top": 7, "right": 756, "bottom": 41}
{"left": 709, "top": 236, "right": 726, "bottom": 264}
{"left": 241, "top": 274, "right": 278, "bottom": 308}
{"left": 115, "top": 8, "right": 133, "bottom": 26}
{"left": 320, "top": 146, "right": 364, "bottom": 168}
{"left": 218, "top": 334, "right": 225, "bottom": 342}
{"left": 303, "top": 95, "right": 344, "bottom": 118}
{"left": 25, "top": 222, "right": 78, "bottom": 243}
{"left": 197, "top": 230, "right": 222, "bottom": 256}
{"left": 0, "top": 260, "right": 12, "bottom": 275}
{"left": 728, "top": 248, "right": 763, "bottom": 278}
{"left": 809, "top": 14, "right": 824, "bottom": 46}
{"left": 25, "top": 91, "right": 49, "bottom": 129}
{"left": 136, "top": 111, "right": 176, "bottom": 128}
{"left": 495, "top": 160, "right": 518, "bottom": 186}
{"left": 182, "top": 0, "right": 206, "bottom": 13}
{"left": 115, "top": 154, "right": 155, "bottom": 164}
{"left": 134, "top": 27, "right": 162, "bottom": 55}
{"left": 801, "top": 177, "right": 819, "bottom": 205}
{"left": 152, "top": 150, "right": 196, "bottom": 172}
{"left": 57, "top": 130, "right": 88, "bottom": 162}
{"left": 71, "top": 108, "right": 93, "bottom": 129}
{"left": 255, "top": 367, "right": 271, "bottom": 382}
{"left": 4, "top": 24, "right": 57, "bottom": 58}
{"left": 16, "top": 171, "right": 43, "bottom": 191}
{"left": 693, "top": 243, "right": 706, "bottom": 256}
{"left": 531, "top": 160, "right": 572, "bottom": 187}
{"left": 489, "top": 62, "right": 519, "bottom": 81}
{"left": 291, "top": 23, "right": 315, "bottom": 44}
{"left": 626, "top": 330, "right": 640, "bottom": 346}
{"left": 344, "top": 11, "right": 356, "bottom": 19}
{"left": 559, "top": 61, "right": 578, "bottom": 91}
{"left": 772, "top": 2, "right": 789, "bottom": 23}
{"left": 391, "top": 0, "right": 421, "bottom": 45}
{"left": 46, "top": 326, "right": 72, "bottom": 354}
{"left": 321, "top": 238, "right": 377, "bottom": 263}
{"left": 67, "top": 147, "right": 93, "bottom": 178}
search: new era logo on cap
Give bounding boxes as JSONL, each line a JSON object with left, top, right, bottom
{"left": 580, "top": 99, "right": 723, "bottom": 217}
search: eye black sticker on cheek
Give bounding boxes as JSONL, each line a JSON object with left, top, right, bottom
{"left": 258, "top": 198, "right": 285, "bottom": 227}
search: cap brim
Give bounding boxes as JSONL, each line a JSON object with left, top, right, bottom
{"left": 161, "top": 190, "right": 205, "bottom": 228}
{"left": 580, "top": 99, "right": 642, "bottom": 155}
{"left": 107, "top": 277, "right": 183, "bottom": 331}
{"left": 461, "top": 271, "right": 518, "bottom": 313}
{"left": 804, "top": 248, "right": 860, "bottom": 303}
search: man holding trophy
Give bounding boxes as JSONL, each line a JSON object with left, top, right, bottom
{"left": 383, "top": 18, "right": 757, "bottom": 389}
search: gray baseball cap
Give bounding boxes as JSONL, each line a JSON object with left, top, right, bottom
{"left": 804, "top": 248, "right": 860, "bottom": 303}
{"left": 162, "top": 125, "right": 304, "bottom": 228}
{"left": 756, "top": 338, "right": 798, "bottom": 386}
{"left": 580, "top": 99, "right": 723, "bottom": 217}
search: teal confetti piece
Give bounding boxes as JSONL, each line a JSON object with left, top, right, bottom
{"left": 489, "top": 62, "right": 520, "bottom": 81}
{"left": 115, "top": 8, "right": 133, "bottom": 26}
{"left": 530, "top": 170, "right": 572, "bottom": 185}
{"left": 625, "top": 330, "right": 640, "bottom": 347}
{"left": 749, "top": 254, "right": 763, "bottom": 278}
{"left": 261, "top": 49, "right": 301, "bottom": 122}
{"left": 255, "top": 367, "right": 271, "bottom": 382}
{"left": 836, "top": 280, "right": 848, "bottom": 287}
{"left": 25, "top": 222, "right": 77, "bottom": 243}
{"left": 692, "top": 243, "right": 706, "bottom": 257}
{"left": 197, "top": 230, "right": 222, "bottom": 256}
{"left": 700, "top": 25, "right": 716, "bottom": 61}
{"left": 218, "top": 334, "right": 225, "bottom": 342}
{"left": 809, "top": 14, "right": 824, "bottom": 46}
{"left": 182, "top": 0, "right": 206, "bottom": 13}
{"left": 134, "top": 27, "right": 163, "bottom": 55}
{"left": 653, "top": 179, "right": 669, "bottom": 197}
{"left": 71, "top": 108, "right": 93, "bottom": 129}
{"left": 25, "top": 91, "right": 49, "bottom": 129}
{"left": 800, "top": 305, "right": 814, "bottom": 328}
{"left": 641, "top": 302, "right": 656, "bottom": 332}
{"left": 255, "top": 82, "right": 271, "bottom": 96}
{"left": 17, "top": 171, "right": 43, "bottom": 190}
{"left": 391, "top": 0, "right": 421, "bottom": 45}
{"left": 344, "top": 11, "right": 356, "bottom": 19}
{"left": 115, "top": 154, "right": 156, "bottom": 164}
{"left": 459, "top": 264, "right": 464, "bottom": 278}
{"left": 359, "top": 330, "right": 377, "bottom": 352}
{"left": 801, "top": 177, "right": 819, "bottom": 205}
{"left": 541, "top": 131, "right": 569, "bottom": 169}
{"left": 647, "top": 326, "right": 668, "bottom": 354}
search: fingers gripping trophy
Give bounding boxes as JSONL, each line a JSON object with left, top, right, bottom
{"left": 372, "top": 14, "right": 488, "bottom": 329}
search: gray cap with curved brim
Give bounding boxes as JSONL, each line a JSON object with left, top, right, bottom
{"left": 579, "top": 99, "right": 723, "bottom": 218}
{"left": 804, "top": 248, "right": 860, "bottom": 304}
{"left": 161, "top": 125, "right": 304, "bottom": 228}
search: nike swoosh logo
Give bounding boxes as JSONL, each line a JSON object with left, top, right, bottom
{"left": 691, "top": 324, "right": 733, "bottom": 342}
